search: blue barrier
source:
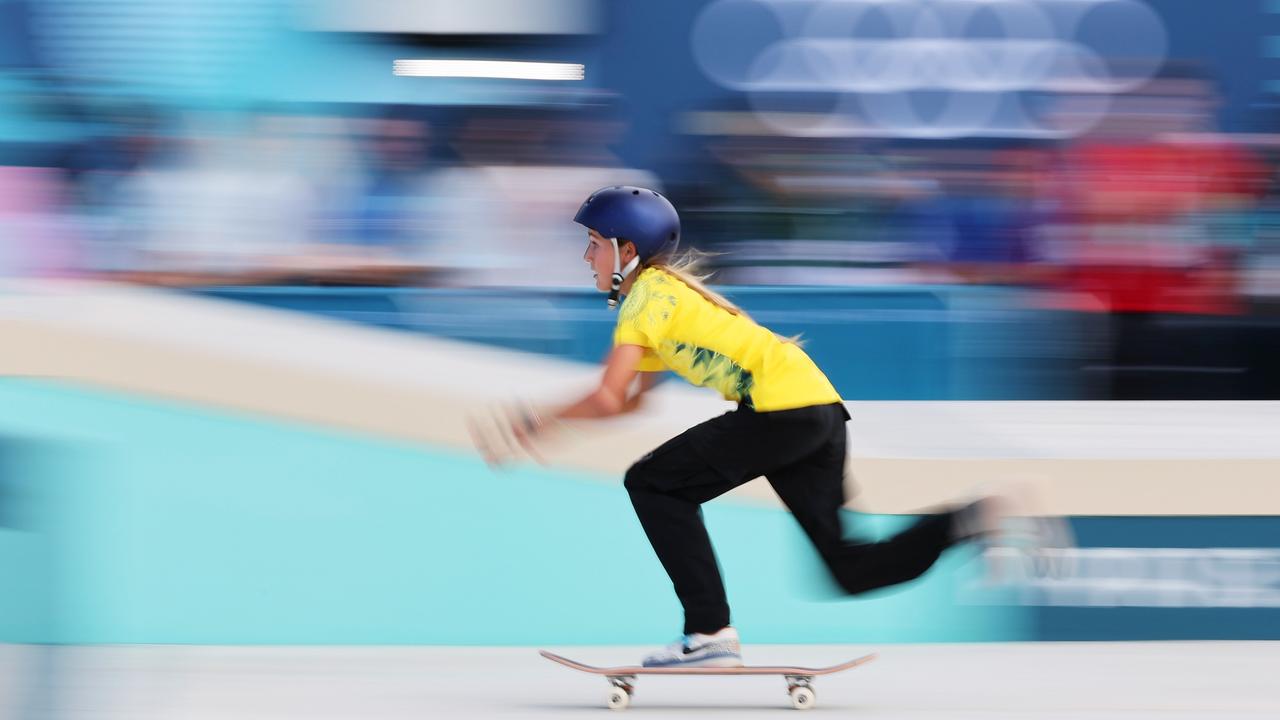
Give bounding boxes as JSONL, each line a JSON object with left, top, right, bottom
{"left": 191, "top": 285, "right": 1088, "bottom": 400}
{"left": 1029, "top": 517, "right": 1280, "bottom": 641}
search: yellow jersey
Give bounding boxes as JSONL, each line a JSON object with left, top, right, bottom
{"left": 612, "top": 267, "right": 843, "bottom": 411}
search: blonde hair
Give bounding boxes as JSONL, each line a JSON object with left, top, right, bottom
{"left": 646, "top": 249, "right": 745, "bottom": 315}
{"left": 643, "top": 249, "right": 805, "bottom": 347}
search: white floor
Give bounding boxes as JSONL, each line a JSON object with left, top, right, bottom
{"left": 1, "top": 642, "right": 1276, "bottom": 720}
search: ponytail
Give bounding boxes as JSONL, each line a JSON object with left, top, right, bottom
{"left": 644, "top": 250, "right": 805, "bottom": 347}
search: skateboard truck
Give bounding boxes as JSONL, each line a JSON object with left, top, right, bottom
{"left": 605, "top": 674, "right": 637, "bottom": 710}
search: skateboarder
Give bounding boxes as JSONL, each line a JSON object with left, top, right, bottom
{"left": 482, "top": 186, "right": 1055, "bottom": 669}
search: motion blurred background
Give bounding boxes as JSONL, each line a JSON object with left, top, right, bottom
{"left": 3, "top": 0, "right": 1280, "bottom": 398}
{"left": 1, "top": 1, "right": 1278, "bottom": 717}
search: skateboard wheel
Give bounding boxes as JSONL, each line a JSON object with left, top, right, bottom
{"left": 607, "top": 687, "right": 631, "bottom": 710}
{"left": 789, "top": 685, "right": 815, "bottom": 710}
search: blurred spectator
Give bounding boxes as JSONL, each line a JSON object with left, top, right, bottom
{"left": 422, "top": 106, "right": 660, "bottom": 288}
{"left": 299, "top": 107, "right": 446, "bottom": 285}
{"left": 896, "top": 147, "right": 1057, "bottom": 287}
{"left": 0, "top": 164, "right": 80, "bottom": 278}
{"left": 1038, "top": 68, "right": 1271, "bottom": 398}
{"left": 64, "top": 98, "right": 168, "bottom": 274}
{"left": 112, "top": 111, "right": 316, "bottom": 283}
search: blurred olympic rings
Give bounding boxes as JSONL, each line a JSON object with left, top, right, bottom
{"left": 691, "top": 0, "right": 1169, "bottom": 138}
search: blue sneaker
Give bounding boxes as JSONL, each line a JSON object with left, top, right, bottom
{"left": 642, "top": 627, "right": 743, "bottom": 668}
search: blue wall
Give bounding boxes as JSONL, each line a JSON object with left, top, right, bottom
{"left": 0, "top": 378, "right": 1024, "bottom": 645}
{"left": 192, "top": 285, "right": 1087, "bottom": 401}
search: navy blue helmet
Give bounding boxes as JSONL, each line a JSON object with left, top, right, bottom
{"left": 573, "top": 186, "right": 680, "bottom": 262}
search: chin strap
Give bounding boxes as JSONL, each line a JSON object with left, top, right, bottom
{"left": 607, "top": 237, "right": 642, "bottom": 310}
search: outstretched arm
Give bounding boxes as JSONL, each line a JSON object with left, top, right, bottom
{"left": 551, "top": 344, "right": 655, "bottom": 421}
{"left": 621, "top": 369, "right": 663, "bottom": 414}
{"left": 478, "top": 345, "right": 663, "bottom": 466}
{"left": 506, "top": 345, "right": 660, "bottom": 456}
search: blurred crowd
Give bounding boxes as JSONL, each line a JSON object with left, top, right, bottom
{"left": 2, "top": 71, "right": 1277, "bottom": 314}
{"left": 0, "top": 97, "right": 660, "bottom": 288}
{"left": 682, "top": 71, "right": 1280, "bottom": 317}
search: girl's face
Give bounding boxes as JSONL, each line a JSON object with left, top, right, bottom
{"left": 583, "top": 231, "right": 635, "bottom": 292}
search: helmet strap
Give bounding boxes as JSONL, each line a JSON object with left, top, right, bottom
{"left": 606, "top": 238, "right": 642, "bottom": 310}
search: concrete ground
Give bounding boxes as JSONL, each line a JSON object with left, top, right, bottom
{"left": 1, "top": 642, "right": 1277, "bottom": 719}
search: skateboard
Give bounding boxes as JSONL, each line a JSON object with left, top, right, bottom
{"left": 539, "top": 649, "right": 877, "bottom": 710}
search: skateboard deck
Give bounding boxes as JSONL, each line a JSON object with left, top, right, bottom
{"left": 539, "top": 650, "right": 877, "bottom": 710}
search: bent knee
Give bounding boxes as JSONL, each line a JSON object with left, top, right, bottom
{"left": 834, "top": 573, "right": 877, "bottom": 596}
{"left": 826, "top": 564, "right": 868, "bottom": 595}
{"left": 830, "top": 562, "right": 931, "bottom": 597}
{"left": 821, "top": 554, "right": 879, "bottom": 596}
{"left": 623, "top": 461, "right": 654, "bottom": 493}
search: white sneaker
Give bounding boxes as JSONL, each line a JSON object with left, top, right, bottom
{"left": 955, "top": 483, "right": 1076, "bottom": 582}
{"left": 1000, "top": 513, "right": 1076, "bottom": 580}
{"left": 641, "top": 627, "right": 743, "bottom": 668}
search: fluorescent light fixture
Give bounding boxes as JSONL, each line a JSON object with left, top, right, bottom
{"left": 393, "top": 60, "right": 584, "bottom": 81}
{"left": 310, "top": 0, "right": 598, "bottom": 35}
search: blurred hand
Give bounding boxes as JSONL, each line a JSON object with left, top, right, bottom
{"left": 468, "top": 402, "right": 551, "bottom": 469}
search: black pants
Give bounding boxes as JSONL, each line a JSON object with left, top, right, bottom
{"left": 624, "top": 403, "right": 957, "bottom": 635}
